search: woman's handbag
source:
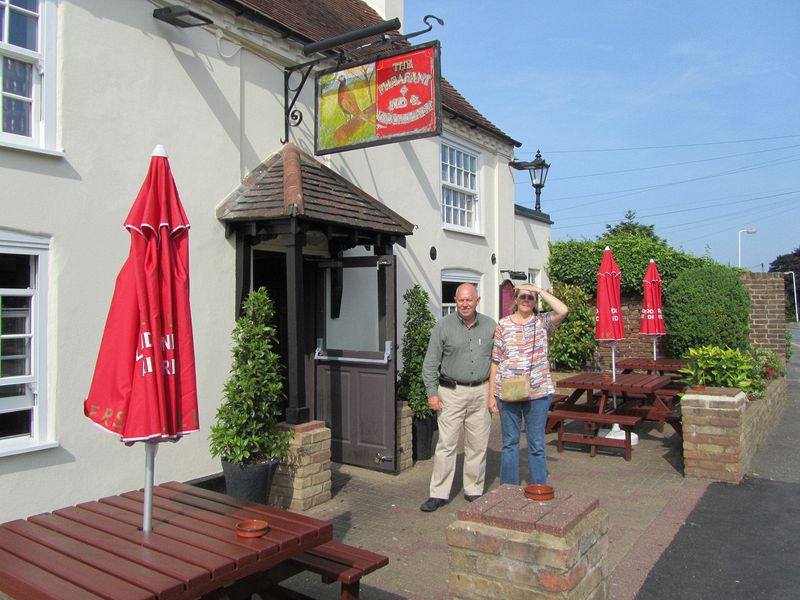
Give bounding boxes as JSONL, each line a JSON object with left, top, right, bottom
{"left": 500, "top": 318, "right": 537, "bottom": 402}
{"left": 501, "top": 375, "right": 530, "bottom": 401}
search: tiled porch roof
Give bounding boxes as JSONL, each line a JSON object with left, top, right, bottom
{"left": 217, "top": 143, "right": 414, "bottom": 237}
{"left": 217, "top": 0, "right": 520, "bottom": 146}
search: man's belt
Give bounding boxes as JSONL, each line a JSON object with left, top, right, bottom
{"left": 439, "top": 375, "right": 488, "bottom": 389}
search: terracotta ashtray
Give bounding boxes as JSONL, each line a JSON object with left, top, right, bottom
{"left": 235, "top": 519, "right": 269, "bottom": 538}
{"left": 524, "top": 484, "right": 555, "bottom": 501}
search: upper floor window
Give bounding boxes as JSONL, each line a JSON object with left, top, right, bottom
{"left": 0, "top": 230, "right": 52, "bottom": 456}
{"left": 441, "top": 142, "right": 479, "bottom": 232}
{"left": 1, "top": 0, "right": 57, "bottom": 152}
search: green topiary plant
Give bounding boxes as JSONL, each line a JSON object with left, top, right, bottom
{"left": 663, "top": 264, "right": 750, "bottom": 357}
{"left": 398, "top": 285, "right": 437, "bottom": 419}
{"left": 544, "top": 282, "right": 598, "bottom": 371}
{"left": 210, "top": 287, "right": 293, "bottom": 464}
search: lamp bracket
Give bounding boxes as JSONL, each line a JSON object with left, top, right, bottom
{"left": 280, "top": 15, "right": 443, "bottom": 144}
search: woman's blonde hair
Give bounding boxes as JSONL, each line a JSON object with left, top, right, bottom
{"left": 511, "top": 283, "right": 539, "bottom": 314}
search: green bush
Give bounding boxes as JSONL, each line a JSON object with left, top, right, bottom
{"left": 548, "top": 234, "right": 712, "bottom": 296}
{"left": 544, "top": 282, "right": 597, "bottom": 371}
{"left": 680, "top": 345, "right": 783, "bottom": 399}
{"left": 209, "top": 288, "right": 293, "bottom": 464}
{"left": 398, "top": 285, "right": 437, "bottom": 418}
{"left": 663, "top": 264, "right": 750, "bottom": 357}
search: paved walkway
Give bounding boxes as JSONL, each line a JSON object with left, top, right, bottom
{"left": 279, "top": 329, "right": 798, "bottom": 599}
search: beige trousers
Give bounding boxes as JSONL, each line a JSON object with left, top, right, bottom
{"left": 429, "top": 382, "right": 492, "bottom": 499}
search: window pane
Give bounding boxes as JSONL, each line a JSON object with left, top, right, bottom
{"left": 456, "top": 151, "right": 462, "bottom": 168}
{"left": 1, "top": 296, "right": 31, "bottom": 334}
{"left": 0, "top": 383, "right": 27, "bottom": 399}
{"left": 2, "top": 96, "right": 32, "bottom": 136}
{"left": 0, "top": 408, "right": 31, "bottom": 439}
{"left": 3, "top": 58, "right": 33, "bottom": 97}
{"left": 1, "top": 337, "right": 31, "bottom": 377}
{"left": 9, "top": 9, "right": 38, "bottom": 51}
{"left": 0, "top": 12, "right": 5, "bottom": 43}
{"left": 441, "top": 144, "right": 448, "bottom": 162}
{"left": 0, "top": 254, "right": 31, "bottom": 288}
{"left": 11, "top": 1, "right": 40, "bottom": 11}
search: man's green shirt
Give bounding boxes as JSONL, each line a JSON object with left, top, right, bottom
{"left": 422, "top": 311, "right": 496, "bottom": 397}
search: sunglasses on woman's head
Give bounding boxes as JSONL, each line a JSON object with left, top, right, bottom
{"left": 516, "top": 293, "right": 536, "bottom": 301}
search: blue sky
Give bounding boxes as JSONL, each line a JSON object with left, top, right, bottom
{"left": 404, "top": 1, "right": 799, "bottom": 271}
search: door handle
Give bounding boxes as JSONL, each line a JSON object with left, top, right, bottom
{"left": 374, "top": 452, "right": 393, "bottom": 464}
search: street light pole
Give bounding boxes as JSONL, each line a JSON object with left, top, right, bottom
{"left": 785, "top": 271, "right": 799, "bottom": 323}
{"left": 737, "top": 228, "right": 757, "bottom": 268}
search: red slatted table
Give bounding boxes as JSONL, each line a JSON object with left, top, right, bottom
{"left": 0, "top": 481, "right": 333, "bottom": 600}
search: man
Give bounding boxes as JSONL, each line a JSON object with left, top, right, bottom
{"left": 419, "top": 283, "right": 496, "bottom": 512}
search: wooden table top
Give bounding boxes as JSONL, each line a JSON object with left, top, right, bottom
{"left": 0, "top": 481, "right": 333, "bottom": 600}
{"left": 616, "top": 357, "right": 688, "bottom": 372}
{"left": 557, "top": 371, "right": 673, "bottom": 395}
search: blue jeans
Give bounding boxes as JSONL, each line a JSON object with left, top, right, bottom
{"left": 497, "top": 394, "right": 552, "bottom": 485}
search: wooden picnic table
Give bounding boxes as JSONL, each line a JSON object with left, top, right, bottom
{"left": 0, "top": 481, "right": 334, "bottom": 600}
{"left": 549, "top": 372, "right": 678, "bottom": 460}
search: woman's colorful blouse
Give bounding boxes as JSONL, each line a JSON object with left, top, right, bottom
{"left": 491, "top": 312, "right": 555, "bottom": 400}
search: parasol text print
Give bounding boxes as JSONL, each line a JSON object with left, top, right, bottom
{"left": 135, "top": 331, "right": 176, "bottom": 377}
{"left": 85, "top": 404, "right": 126, "bottom": 431}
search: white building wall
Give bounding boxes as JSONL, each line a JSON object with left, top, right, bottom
{"left": 0, "top": 0, "right": 548, "bottom": 521}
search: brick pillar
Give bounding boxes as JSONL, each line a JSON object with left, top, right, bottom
{"left": 681, "top": 388, "right": 746, "bottom": 482}
{"left": 397, "top": 401, "right": 413, "bottom": 472}
{"left": 269, "top": 420, "right": 331, "bottom": 510}
{"left": 448, "top": 485, "right": 609, "bottom": 600}
{"left": 740, "top": 272, "right": 787, "bottom": 363}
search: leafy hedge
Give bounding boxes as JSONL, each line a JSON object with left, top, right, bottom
{"left": 398, "top": 285, "right": 437, "bottom": 418}
{"left": 663, "top": 264, "right": 750, "bottom": 356}
{"left": 548, "top": 234, "right": 712, "bottom": 295}
{"left": 544, "top": 282, "right": 597, "bottom": 370}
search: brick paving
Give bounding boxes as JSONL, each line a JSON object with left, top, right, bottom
{"left": 279, "top": 418, "right": 708, "bottom": 599}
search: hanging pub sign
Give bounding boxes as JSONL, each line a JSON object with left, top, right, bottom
{"left": 315, "top": 41, "right": 441, "bottom": 155}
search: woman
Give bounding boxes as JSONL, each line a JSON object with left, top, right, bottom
{"left": 488, "top": 283, "right": 568, "bottom": 485}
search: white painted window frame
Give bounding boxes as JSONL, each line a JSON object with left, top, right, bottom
{"left": 440, "top": 139, "right": 480, "bottom": 234}
{"left": 0, "top": 229, "right": 55, "bottom": 457}
{"left": 0, "top": 0, "right": 59, "bottom": 154}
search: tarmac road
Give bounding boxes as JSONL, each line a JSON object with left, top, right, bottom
{"left": 636, "top": 325, "right": 800, "bottom": 600}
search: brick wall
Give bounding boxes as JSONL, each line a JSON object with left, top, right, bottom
{"left": 682, "top": 378, "right": 787, "bottom": 482}
{"left": 593, "top": 294, "right": 667, "bottom": 369}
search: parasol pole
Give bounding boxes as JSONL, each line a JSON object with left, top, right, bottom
{"left": 652, "top": 337, "right": 657, "bottom": 360}
{"left": 143, "top": 442, "right": 158, "bottom": 532}
{"left": 611, "top": 342, "right": 618, "bottom": 408}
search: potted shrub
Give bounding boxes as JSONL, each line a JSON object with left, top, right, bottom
{"left": 210, "top": 287, "right": 293, "bottom": 503}
{"left": 398, "top": 285, "right": 437, "bottom": 460}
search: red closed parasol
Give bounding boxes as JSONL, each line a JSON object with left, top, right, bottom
{"left": 640, "top": 259, "right": 666, "bottom": 359}
{"left": 84, "top": 145, "right": 198, "bottom": 531}
{"left": 596, "top": 246, "right": 625, "bottom": 344}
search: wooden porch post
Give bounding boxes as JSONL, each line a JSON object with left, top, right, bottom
{"left": 285, "top": 218, "right": 310, "bottom": 424}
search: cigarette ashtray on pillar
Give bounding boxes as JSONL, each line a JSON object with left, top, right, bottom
{"left": 524, "top": 484, "right": 555, "bottom": 501}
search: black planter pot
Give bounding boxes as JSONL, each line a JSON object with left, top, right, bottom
{"left": 412, "top": 415, "right": 437, "bottom": 461}
{"left": 221, "top": 459, "right": 279, "bottom": 504}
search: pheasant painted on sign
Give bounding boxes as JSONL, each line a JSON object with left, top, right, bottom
{"left": 337, "top": 75, "right": 368, "bottom": 122}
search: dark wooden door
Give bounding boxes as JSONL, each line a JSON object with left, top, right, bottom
{"left": 314, "top": 255, "right": 397, "bottom": 472}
